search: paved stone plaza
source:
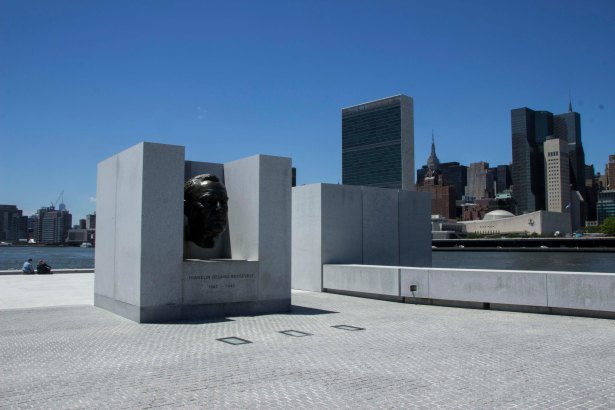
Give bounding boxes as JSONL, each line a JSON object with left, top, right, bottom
{"left": 2, "top": 274, "right": 615, "bottom": 409}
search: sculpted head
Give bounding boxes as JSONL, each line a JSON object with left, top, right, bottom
{"left": 184, "top": 174, "right": 228, "bottom": 248}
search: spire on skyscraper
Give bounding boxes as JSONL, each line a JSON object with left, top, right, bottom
{"left": 426, "top": 130, "right": 440, "bottom": 171}
{"left": 568, "top": 91, "right": 573, "bottom": 112}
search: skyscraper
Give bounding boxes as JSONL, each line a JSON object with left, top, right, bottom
{"left": 0, "top": 205, "right": 28, "bottom": 242}
{"left": 416, "top": 134, "right": 456, "bottom": 219}
{"left": 511, "top": 102, "right": 587, "bottom": 218}
{"left": 554, "top": 101, "right": 585, "bottom": 191}
{"left": 35, "top": 206, "right": 72, "bottom": 244}
{"left": 511, "top": 108, "right": 553, "bottom": 214}
{"left": 465, "top": 162, "right": 494, "bottom": 200}
{"left": 495, "top": 164, "right": 512, "bottom": 194}
{"left": 544, "top": 138, "right": 571, "bottom": 213}
{"left": 606, "top": 154, "right": 615, "bottom": 190}
{"left": 342, "top": 95, "right": 414, "bottom": 190}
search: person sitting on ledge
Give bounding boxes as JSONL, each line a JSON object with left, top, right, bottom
{"left": 22, "top": 258, "right": 35, "bottom": 274}
{"left": 36, "top": 260, "right": 52, "bottom": 274}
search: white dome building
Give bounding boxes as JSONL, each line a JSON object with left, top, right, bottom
{"left": 483, "top": 210, "right": 515, "bottom": 221}
{"left": 460, "top": 210, "right": 571, "bottom": 235}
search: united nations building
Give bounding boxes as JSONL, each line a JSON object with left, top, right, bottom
{"left": 342, "top": 94, "right": 415, "bottom": 190}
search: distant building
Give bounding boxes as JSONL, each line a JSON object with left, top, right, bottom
{"left": 584, "top": 164, "right": 599, "bottom": 222}
{"left": 342, "top": 95, "right": 414, "bottom": 190}
{"left": 597, "top": 190, "right": 615, "bottom": 224}
{"left": 511, "top": 103, "right": 586, "bottom": 218}
{"left": 544, "top": 138, "right": 571, "bottom": 213}
{"left": 79, "top": 219, "right": 87, "bottom": 229}
{"left": 0, "top": 205, "right": 28, "bottom": 242}
{"left": 495, "top": 164, "right": 512, "bottom": 194}
{"left": 465, "top": 162, "right": 494, "bottom": 200}
{"left": 606, "top": 155, "right": 615, "bottom": 190}
{"left": 511, "top": 108, "right": 552, "bottom": 213}
{"left": 66, "top": 229, "right": 96, "bottom": 246}
{"left": 554, "top": 105, "right": 585, "bottom": 192}
{"left": 461, "top": 198, "right": 516, "bottom": 221}
{"left": 418, "top": 161, "right": 467, "bottom": 201}
{"left": 34, "top": 206, "right": 72, "bottom": 244}
{"left": 86, "top": 213, "right": 96, "bottom": 230}
{"left": 417, "top": 135, "right": 456, "bottom": 219}
{"left": 461, "top": 210, "right": 571, "bottom": 235}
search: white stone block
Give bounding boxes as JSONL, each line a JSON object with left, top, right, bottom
{"left": 291, "top": 183, "right": 431, "bottom": 292}
{"left": 183, "top": 260, "right": 259, "bottom": 304}
{"left": 94, "top": 154, "right": 118, "bottom": 300}
{"left": 400, "top": 267, "right": 429, "bottom": 298}
{"left": 399, "top": 190, "right": 432, "bottom": 267}
{"left": 224, "top": 156, "right": 260, "bottom": 261}
{"left": 547, "top": 272, "right": 615, "bottom": 312}
{"left": 255, "top": 155, "right": 292, "bottom": 300}
{"left": 95, "top": 143, "right": 291, "bottom": 322}
{"left": 323, "top": 264, "right": 400, "bottom": 296}
{"left": 292, "top": 185, "right": 324, "bottom": 292}
{"left": 362, "top": 187, "right": 399, "bottom": 265}
{"left": 321, "top": 184, "right": 363, "bottom": 265}
{"left": 428, "top": 268, "right": 548, "bottom": 306}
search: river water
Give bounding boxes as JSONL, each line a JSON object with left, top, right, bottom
{"left": 0, "top": 247, "right": 613, "bottom": 273}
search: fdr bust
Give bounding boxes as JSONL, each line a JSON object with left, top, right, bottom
{"left": 184, "top": 174, "right": 229, "bottom": 248}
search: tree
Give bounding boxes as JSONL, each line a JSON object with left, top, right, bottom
{"left": 600, "top": 217, "right": 615, "bottom": 236}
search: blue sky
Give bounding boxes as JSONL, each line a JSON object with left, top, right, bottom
{"left": 1, "top": 0, "right": 614, "bottom": 220}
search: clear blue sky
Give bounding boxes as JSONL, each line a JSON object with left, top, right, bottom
{"left": 1, "top": 0, "right": 614, "bottom": 220}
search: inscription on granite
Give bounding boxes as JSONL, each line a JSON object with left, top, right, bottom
{"left": 183, "top": 260, "right": 259, "bottom": 305}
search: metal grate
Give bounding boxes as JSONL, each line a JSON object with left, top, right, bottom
{"left": 217, "top": 337, "right": 252, "bottom": 345}
{"left": 279, "top": 330, "right": 312, "bottom": 337}
{"left": 332, "top": 325, "right": 365, "bottom": 331}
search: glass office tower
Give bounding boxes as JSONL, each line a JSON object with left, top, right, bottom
{"left": 342, "top": 95, "right": 414, "bottom": 190}
{"left": 511, "top": 107, "right": 551, "bottom": 214}
{"left": 554, "top": 111, "right": 585, "bottom": 191}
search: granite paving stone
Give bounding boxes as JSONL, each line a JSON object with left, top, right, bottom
{"left": 1, "top": 274, "right": 615, "bottom": 408}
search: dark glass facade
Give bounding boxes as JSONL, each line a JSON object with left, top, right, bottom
{"left": 342, "top": 96, "right": 411, "bottom": 189}
{"left": 512, "top": 106, "right": 587, "bottom": 219}
{"left": 554, "top": 112, "right": 585, "bottom": 192}
{"left": 417, "top": 162, "right": 467, "bottom": 200}
{"left": 511, "top": 108, "right": 552, "bottom": 214}
{"left": 597, "top": 190, "right": 615, "bottom": 224}
{"left": 495, "top": 164, "right": 512, "bottom": 193}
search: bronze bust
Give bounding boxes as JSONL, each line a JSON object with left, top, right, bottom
{"left": 184, "top": 174, "right": 228, "bottom": 248}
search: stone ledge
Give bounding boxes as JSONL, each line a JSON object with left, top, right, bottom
{"left": 323, "top": 264, "right": 615, "bottom": 319}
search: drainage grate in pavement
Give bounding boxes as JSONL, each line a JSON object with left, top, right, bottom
{"left": 332, "top": 325, "right": 365, "bottom": 331}
{"left": 217, "top": 337, "right": 252, "bottom": 345}
{"left": 279, "top": 330, "right": 312, "bottom": 337}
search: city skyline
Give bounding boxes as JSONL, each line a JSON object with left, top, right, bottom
{"left": 1, "top": 1, "right": 614, "bottom": 220}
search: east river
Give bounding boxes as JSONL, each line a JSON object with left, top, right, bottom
{"left": 0, "top": 246, "right": 614, "bottom": 273}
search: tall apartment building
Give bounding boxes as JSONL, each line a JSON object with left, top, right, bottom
{"left": 465, "top": 162, "right": 494, "bottom": 200}
{"left": 34, "top": 206, "right": 72, "bottom": 244}
{"left": 606, "top": 154, "right": 615, "bottom": 190}
{"left": 342, "top": 95, "right": 414, "bottom": 190}
{"left": 544, "top": 138, "right": 571, "bottom": 213}
{"left": 0, "top": 205, "right": 28, "bottom": 242}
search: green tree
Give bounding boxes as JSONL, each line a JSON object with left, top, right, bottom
{"left": 601, "top": 217, "right": 615, "bottom": 235}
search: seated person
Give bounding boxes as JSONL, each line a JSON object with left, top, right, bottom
{"left": 36, "top": 260, "right": 52, "bottom": 274}
{"left": 22, "top": 258, "right": 35, "bottom": 274}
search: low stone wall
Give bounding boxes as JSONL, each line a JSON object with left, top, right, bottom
{"left": 323, "top": 264, "right": 615, "bottom": 318}
{"left": 0, "top": 269, "right": 94, "bottom": 276}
